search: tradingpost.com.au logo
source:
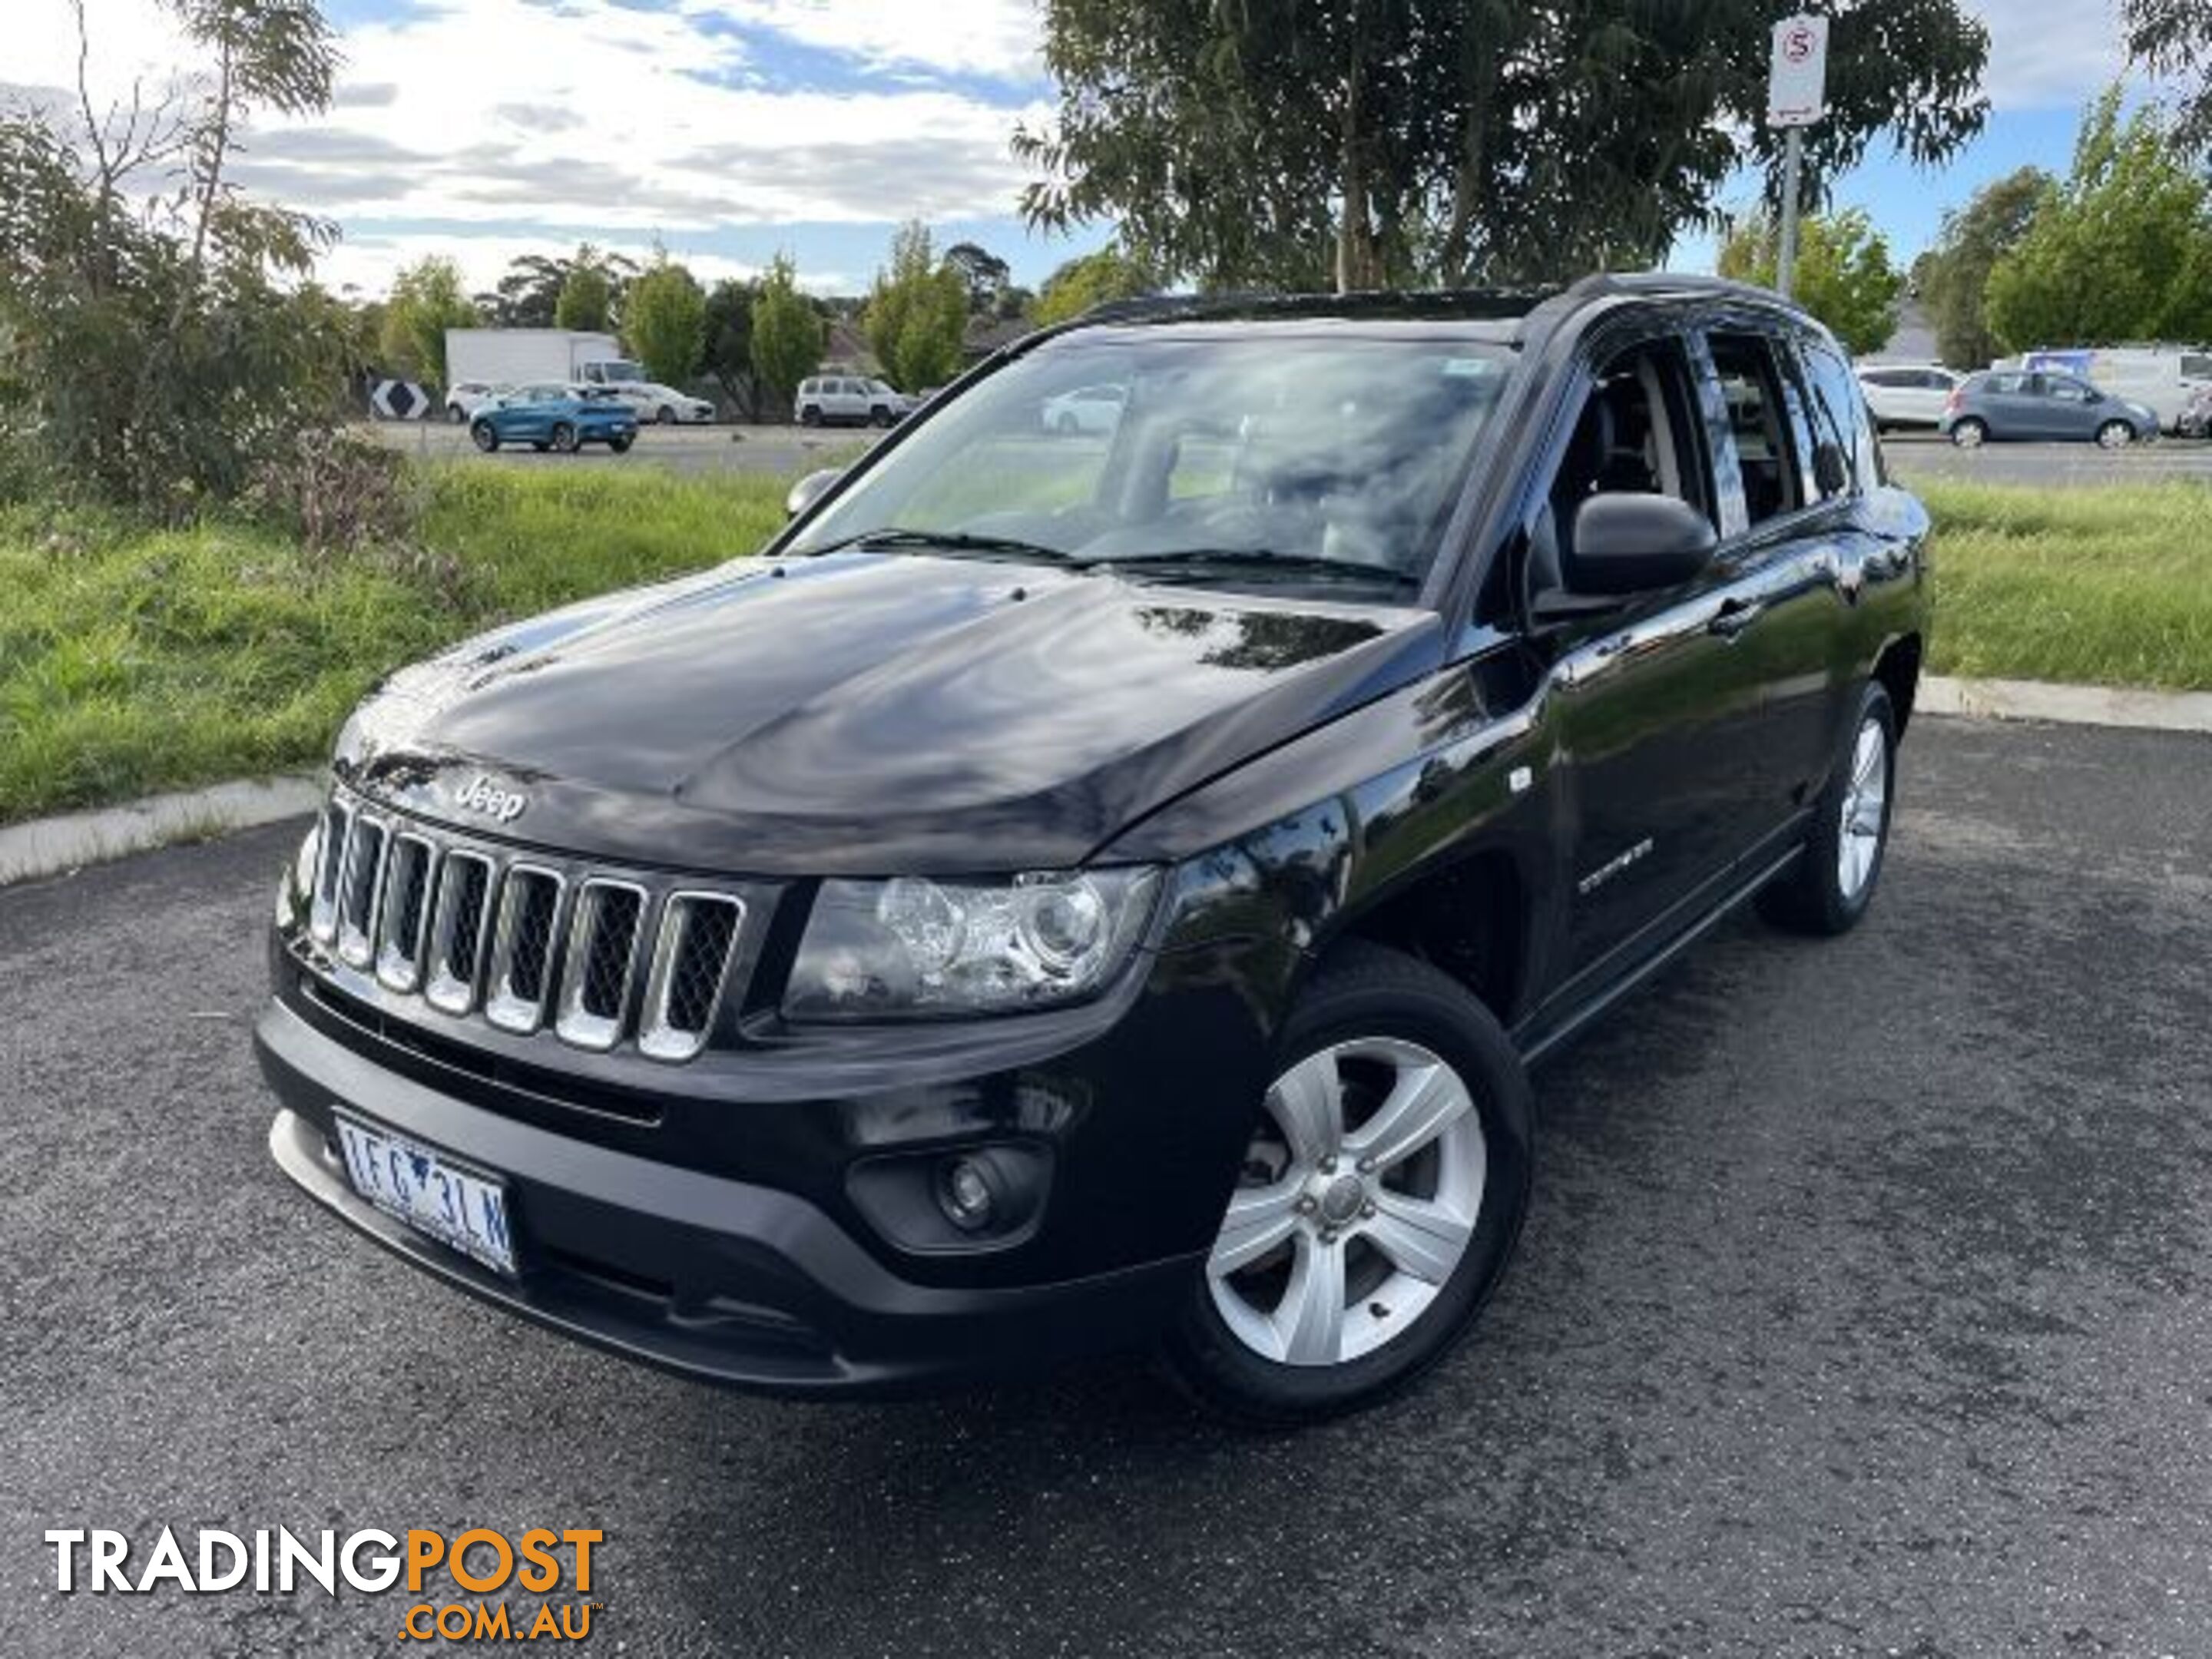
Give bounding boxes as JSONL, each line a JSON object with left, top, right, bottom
{"left": 45, "top": 1525, "right": 605, "bottom": 1644}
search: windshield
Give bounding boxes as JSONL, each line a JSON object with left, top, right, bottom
{"left": 786, "top": 329, "right": 1515, "bottom": 594}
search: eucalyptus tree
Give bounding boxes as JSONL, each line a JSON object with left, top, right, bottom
{"left": 1018, "top": 0, "right": 1991, "bottom": 292}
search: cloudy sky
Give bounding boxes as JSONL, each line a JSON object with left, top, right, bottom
{"left": 3, "top": 0, "right": 2161, "bottom": 299}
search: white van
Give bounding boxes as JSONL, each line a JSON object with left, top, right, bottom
{"left": 2022, "top": 346, "right": 2212, "bottom": 433}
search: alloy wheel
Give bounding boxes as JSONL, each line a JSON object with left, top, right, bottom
{"left": 1837, "top": 716, "right": 1889, "bottom": 899}
{"left": 1207, "top": 1038, "right": 1486, "bottom": 1368}
{"left": 2098, "top": 421, "right": 2134, "bottom": 449}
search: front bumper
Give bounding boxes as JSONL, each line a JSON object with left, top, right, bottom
{"left": 257, "top": 996, "right": 1211, "bottom": 1395}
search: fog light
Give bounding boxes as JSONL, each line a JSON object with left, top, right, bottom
{"left": 937, "top": 1155, "right": 998, "bottom": 1232}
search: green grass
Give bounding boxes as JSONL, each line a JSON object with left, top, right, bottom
{"left": 0, "top": 469, "right": 2205, "bottom": 826}
{"left": 1919, "top": 480, "right": 2212, "bottom": 692}
{"left": 0, "top": 467, "right": 787, "bottom": 823}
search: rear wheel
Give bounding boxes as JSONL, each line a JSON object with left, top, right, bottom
{"left": 549, "top": 422, "right": 578, "bottom": 454}
{"left": 1758, "top": 680, "right": 1896, "bottom": 936}
{"left": 2096, "top": 419, "right": 2135, "bottom": 449}
{"left": 1949, "top": 418, "right": 1988, "bottom": 449}
{"left": 469, "top": 421, "right": 498, "bottom": 453}
{"left": 608, "top": 435, "right": 634, "bottom": 454}
{"left": 1161, "top": 943, "right": 1532, "bottom": 1426}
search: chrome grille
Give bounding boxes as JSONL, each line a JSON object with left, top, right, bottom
{"left": 425, "top": 853, "right": 493, "bottom": 1015}
{"left": 305, "top": 786, "right": 758, "bottom": 1062}
{"left": 555, "top": 880, "right": 647, "bottom": 1051}
{"left": 640, "top": 893, "right": 744, "bottom": 1063}
{"left": 486, "top": 866, "right": 565, "bottom": 1033}
{"left": 336, "top": 816, "right": 388, "bottom": 968}
{"left": 375, "top": 834, "right": 436, "bottom": 992}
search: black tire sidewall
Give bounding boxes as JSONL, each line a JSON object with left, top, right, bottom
{"left": 470, "top": 423, "right": 496, "bottom": 452}
{"left": 1164, "top": 946, "right": 1533, "bottom": 1425}
{"left": 1794, "top": 682, "right": 1897, "bottom": 932}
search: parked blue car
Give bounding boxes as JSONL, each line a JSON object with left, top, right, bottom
{"left": 469, "top": 383, "right": 637, "bottom": 455}
{"left": 1939, "top": 369, "right": 2161, "bottom": 449}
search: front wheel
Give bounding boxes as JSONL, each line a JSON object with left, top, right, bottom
{"left": 1758, "top": 680, "right": 1896, "bottom": 936}
{"left": 608, "top": 435, "right": 634, "bottom": 454}
{"left": 469, "top": 422, "right": 498, "bottom": 453}
{"left": 2096, "top": 419, "right": 2135, "bottom": 449}
{"left": 800, "top": 406, "right": 822, "bottom": 428}
{"left": 448, "top": 404, "right": 469, "bottom": 426}
{"left": 1949, "top": 418, "right": 1988, "bottom": 449}
{"left": 1161, "top": 943, "right": 1532, "bottom": 1426}
{"left": 656, "top": 406, "right": 676, "bottom": 426}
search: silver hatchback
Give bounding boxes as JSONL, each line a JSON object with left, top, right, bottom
{"left": 1939, "top": 370, "right": 2161, "bottom": 449}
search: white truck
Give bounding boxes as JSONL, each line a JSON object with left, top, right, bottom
{"left": 442, "top": 329, "right": 644, "bottom": 404}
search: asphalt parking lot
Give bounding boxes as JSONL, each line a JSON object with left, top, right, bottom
{"left": 5, "top": 716, "right": 2212, "bottom": 1657}
{"left": 370, "top": 419, "right": 2212, "bottom": 490}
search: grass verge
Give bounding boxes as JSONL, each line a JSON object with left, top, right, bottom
{"left": 0, "top": 470, "right": 2205, "bottom": 826}
{"left": 0, "top": 466, "right": 786, "bottom": 824}
{"left": 1917, "top": 479, "right": 2212, "bottom": 692}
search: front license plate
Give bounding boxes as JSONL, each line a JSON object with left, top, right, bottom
{"left": 333, "top": 1115, "right": 519, "bottom": 1277}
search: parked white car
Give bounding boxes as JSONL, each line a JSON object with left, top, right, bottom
{"left": 444, "top": 381, "right": 501, "bottom": 423}
{"left": 1855, "top": 364, "right": 1962, "bottom": 432}
{"left": 794, "top": 376, "right": 916, "bottom": 427}
{"left": 1041, "top": 382, "right": 1128, "bottom": 436}
{"left": 620, "top": 383, "right": 717, "bottom": 425}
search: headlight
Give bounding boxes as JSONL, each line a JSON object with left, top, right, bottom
{"left": 783, "top": 869, "right": 1161, "bottom": 1021}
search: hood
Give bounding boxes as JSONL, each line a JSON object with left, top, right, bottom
{"left": 339, "top": 552, "right": 1440, "bottom": 874}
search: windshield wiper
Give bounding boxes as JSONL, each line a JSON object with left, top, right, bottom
{"left": 806, "top": 528, "right": 1075, "bottom": 564}
{"left": 1087, "top": 548, "right": 1421, "bottom": 590}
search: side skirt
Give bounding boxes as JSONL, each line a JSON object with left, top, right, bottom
{"left": 1514, "top": 840, "right": 1806, "bottom": 1069}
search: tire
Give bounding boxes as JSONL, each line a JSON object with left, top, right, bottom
{"left": 449, "top": 404, "right": 469, "bottom": 426}
{"left": 608, "top": 435, "right": 634, "bottom": 455}
{"left": 2096, "top": 419, "right": 2134, "bottom": 449}
{"left": 1757, "top": 680, "right": 1897, "bottom": 936}
{"left": 869, "top": 406, "right": 893, "bottom": 429}
{"left": 800, "top": 406, "right": 822, "bottom": 428}
{"left": 470, "top": 422, "right": 498, "bottom": 453}
{"left": 656, "top": 406, "right": 676, "bottom": 426}
{"left": 549, "top": 422, "right": 578, "bottom": 455}
{"left": 1949, "top": 418, "right": 1988, "bottom": 449}
{"left": 1159, "top": 942, "right": 1533, "bottom": 1427}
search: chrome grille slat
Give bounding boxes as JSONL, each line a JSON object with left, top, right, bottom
{"left": 335, "top": 816, "right": 388, "bottom": 968}
{"left": 639, "top": 892, "right": 744, "bottom": 1063}
{"left": 306, "top": 787, "right": 757, "bottom": 1064}
{"left": 310, "top": 802, "right": 351, "bottom": 943}
{"left": 374, "top": 834, "right": 437, "bottom": 992}
{"left": 555, "top": 879, "right": 648, "bottom": 1051}
{"left": 425, "top": 852, "right": 494, "bottom": 1014}
{"left": 485, "top": 866, "right": 565, "bottom": 1034}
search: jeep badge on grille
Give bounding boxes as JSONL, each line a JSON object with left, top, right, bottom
{"left": 455, "top": 775, "right": 528, "bottom": 823}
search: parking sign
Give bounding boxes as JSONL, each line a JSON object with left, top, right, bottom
{"left": 1767, "top": 15, "right": 1830, "bottom": 128}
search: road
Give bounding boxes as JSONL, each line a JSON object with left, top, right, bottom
{"left": 5, "top": 717, "right": 2212, "bottom": 1657}
{"left": 366, "top": 419, "right": 2212, "bottom": 489}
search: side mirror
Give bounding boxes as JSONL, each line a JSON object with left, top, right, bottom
{"left": 1568, "top": 493, "right": 1719, "bottom": 595}
{"left": 785, "top": 467, "right": 843, "bottom": 521}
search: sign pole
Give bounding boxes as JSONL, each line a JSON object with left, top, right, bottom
{"left": 1766, "top": 14, "right": 1827, "bottom": 304}
{"left": 1777, "top": 127, "right": 1804, "bottom": 300}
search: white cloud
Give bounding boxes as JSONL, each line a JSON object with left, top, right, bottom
{"left": 315, "top": 228, "right": 856, "bottom": 297}
{"left": 1965, "top": 0, "right": 2128, "bottom": 111}
{"left": 17, "top": 0, "right": 1045, "bottom": 241}
{"left": 690, "top": 0, "right": 1043, "bottom": 82}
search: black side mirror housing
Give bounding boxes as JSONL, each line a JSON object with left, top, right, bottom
{"left": 1568, "top": 493, "right": 1720, "bottom": 595}
{"left": 785, "top": 467, "right": 843, "bottom": 521}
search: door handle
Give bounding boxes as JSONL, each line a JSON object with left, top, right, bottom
{"left": 1708, "top": 599, "right": 1765, "bottom": 640}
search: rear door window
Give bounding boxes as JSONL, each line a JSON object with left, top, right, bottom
{"left": 1705, "top": 332, "right": 1804, "bottom": 528}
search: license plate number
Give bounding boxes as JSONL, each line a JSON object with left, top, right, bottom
{"left": 334, "top": 1115, "right": 519, "bottom": 1277}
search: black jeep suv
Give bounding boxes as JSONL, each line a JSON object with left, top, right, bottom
{"left": 258, "top": 276, "right": 1929, "bottom": 1423}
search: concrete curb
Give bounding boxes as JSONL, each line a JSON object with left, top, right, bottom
{"left": 1920, "top": 675, "right": 2212, "bottom": 735}
{"left": 2, "top": 674, "right": 2207, "bottom": 889}
{"left": 0, "top": 773, "right": 321, "bottom": 889}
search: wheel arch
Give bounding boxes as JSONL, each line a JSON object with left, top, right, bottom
{"left": 1318, "top": 846, "right": 1536, "bottom": 1031}
{"left": 1873, "top": 631, "right": 1922, "bottom": 738}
